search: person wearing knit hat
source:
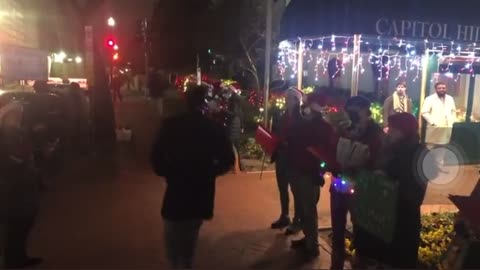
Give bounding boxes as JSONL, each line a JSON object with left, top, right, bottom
{"left": 270, "top": 86, "right": 303, "bottom": 233}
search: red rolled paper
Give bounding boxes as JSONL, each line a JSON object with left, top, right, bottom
{"left": 255, "top": 125, "right": 279, "bottom": 155}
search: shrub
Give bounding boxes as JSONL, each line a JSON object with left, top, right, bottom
{"left": 239, "top": 137, "right": 264, "bottom": 160}
{"left": 344, "top": 212, "right": 457, "bottom": 269}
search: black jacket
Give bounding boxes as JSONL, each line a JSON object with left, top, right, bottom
{"left": 225, "top": 94, "right": 243, "bottom": 143}
{"left": 356, "top": 139, "right": 435, "bottom": 267}
{"left": 150, "top": 112, "right": 235, "bottom": 221}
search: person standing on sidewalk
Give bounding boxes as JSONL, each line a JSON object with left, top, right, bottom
{"left": 330, "top": 96, "right": 384, "bottom": 269}
{"left": 150, "top": 85, "right": 235, "bottom": 269}
{"left": 421, "top": 82, "right": 456, "bottom": 166}
{"left": 270, "top": 87, "right": 303, "bottom": 234}
{"left": 382, "top": 81, "right": 413, "bottom": 133}
{"left": 378, "top": 113, "right": 435, "bottom": 268}
{"left": 222, "top": 84, "right": 244, "bottom": 173}
{"left": 286, "top": 92, "right": 337, "bottom": 259}
{"left": 0, "top": 101, "right": 43, "bottom": 269}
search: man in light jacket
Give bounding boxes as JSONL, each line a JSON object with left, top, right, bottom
{"left": 421, "top": 82, "right": 457, "bottom": 165}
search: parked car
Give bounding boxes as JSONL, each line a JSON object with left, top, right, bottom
{"left": 0, "top": 89, "right": 66, "bottom": 175}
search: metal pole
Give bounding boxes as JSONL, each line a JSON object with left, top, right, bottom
{"left": 350, "top": 34, "right": 361, "bottom": 97}
{"left": 297, "top": 39, "right": 304, "bottom": 90}
{"left": 143, "top": 18, "right": 149, "bottom": 97}
{"left": 419, "top": 49, "right": 430, "bottom": 137}
{"left": 263, "top": 0, "right": 273, "bottom": 128}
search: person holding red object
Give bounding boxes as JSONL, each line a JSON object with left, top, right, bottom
{"left": 270, "top": 87, "right": 303, "bottom": 234}
{"left": 287, "top": 91, "right": 339, "bottom": 259}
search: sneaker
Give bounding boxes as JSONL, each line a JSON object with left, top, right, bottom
{"left": 271, "top": 216, "right": 291, "bottom": 229}
{"left": 285, "top": 221, "right": 302, "bottom": 235}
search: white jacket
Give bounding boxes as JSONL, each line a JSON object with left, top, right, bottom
{"left": 421, "top": 94, "right": 456, "bottom": 145}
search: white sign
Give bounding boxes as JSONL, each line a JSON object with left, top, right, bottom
{"left": 0, "top": 45, "right": 48, "bottom": 80}
{"left": 376, "top": 18, "right": 480, "bottom": 42}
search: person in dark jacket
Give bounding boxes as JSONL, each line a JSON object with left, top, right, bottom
{"left": 379, "top": 113, "right": 436, "bottom": 268}
{"left": 222, "top": 85, "right": 244, "bottom": 173}
{"left": 382, "top": 82, "right": 413, "bottom": 133}
{"left": 287, "top": 92, "right": 337, "bottom": 259}
{"left": 150, "top": 85, "right": 235, "bottom": 269}
{"left": 270, "top": 87, "right": 303, "bottom": 233}
{"left": 330, "top": 96, "right": 385, "bottom": 269}
{"left": 0, "top": 101, "right": 43, "bottom": 269}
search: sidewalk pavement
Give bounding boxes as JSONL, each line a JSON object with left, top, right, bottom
{"left": 30, "top": 155, "right": 334, "bottom": 269}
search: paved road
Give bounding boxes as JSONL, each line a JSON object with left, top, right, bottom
{"left": 26, "top": 96, "right": 479, "bottom": 269}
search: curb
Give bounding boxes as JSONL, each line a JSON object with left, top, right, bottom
{"left": 245, "top": 170, "right": 275, "bottom": 174}
{"left": 420, "top": 204, "right": 458, "bottom": 214}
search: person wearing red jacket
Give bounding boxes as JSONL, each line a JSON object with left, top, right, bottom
{"left": 286, "top": 92, "right": 338, "bottom": 259}
{"left": 270, "top": 87, "right": 303, "bottom": 234}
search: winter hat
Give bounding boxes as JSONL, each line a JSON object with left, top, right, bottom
{"left": 388, "top": 113, "right": 418, "bottom": 138}
{"left": 286, "top": 87, "right": 303, "bottom": 102}
{"left": 306, "top": 92, "right": 328, "bottom": 112}
{"left": 345, "top": 95, "right": 371, "bottom": 110}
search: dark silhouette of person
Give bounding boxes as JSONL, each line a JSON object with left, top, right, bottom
{"left": 150, "top": 85, "right": 235, "bottom": 269}
{"left": 0, "top": 101, "right": 43, "bottom": 269}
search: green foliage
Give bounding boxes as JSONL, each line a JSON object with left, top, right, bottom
{"left": 239, "top": 136, "right": 264, "bottom": 160}
{"left": 345, "top": 211, "right": 457, "bottom": 269}
{"left": 418, "top": 212, "right": 457, "bottom": 269}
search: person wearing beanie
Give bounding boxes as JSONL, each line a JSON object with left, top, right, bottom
{"left": 269, "top": 87, "right": 304, "bottom": 233}
{"left": 382, "top": 82, "right": 414, "bottom": 133}
{"left": 286, "top": 92, "right": 339, "bottom": 259}
{"left": 374, "top": 112, "right": 437, "bottom": 268}
{"left": 330, "top": 95, "right": 385, "bottom": 269}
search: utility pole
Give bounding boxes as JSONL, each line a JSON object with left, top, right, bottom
{"left": 263, "top": 0, "right": 273, "bottom": 128}
{"left": 142, "top": 18, "right": 149, "bottom": 97}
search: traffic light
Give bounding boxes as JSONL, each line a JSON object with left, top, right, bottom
{"left": 106, "top": 38, "right": 116, "bottom": 48}
{"left": 113, "top": 53, "right": 119, "bottom": 61}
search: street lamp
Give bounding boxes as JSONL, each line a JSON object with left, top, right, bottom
{"left": 75, "top": 56, "right": 82, "bottom": 64}
{"left": 107, "top": 17, "right": 115, "bottom": 27}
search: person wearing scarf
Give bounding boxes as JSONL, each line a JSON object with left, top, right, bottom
{"left": 382, "top": 82, "right": 413, "bottom": 133}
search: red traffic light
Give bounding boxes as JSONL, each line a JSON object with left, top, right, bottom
{"left": 106, "top": 38, "right": 116, "bottom": 48}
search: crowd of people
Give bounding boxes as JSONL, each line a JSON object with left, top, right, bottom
{"left": 150, "top": 81, "right": 455, "bottom": 269}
